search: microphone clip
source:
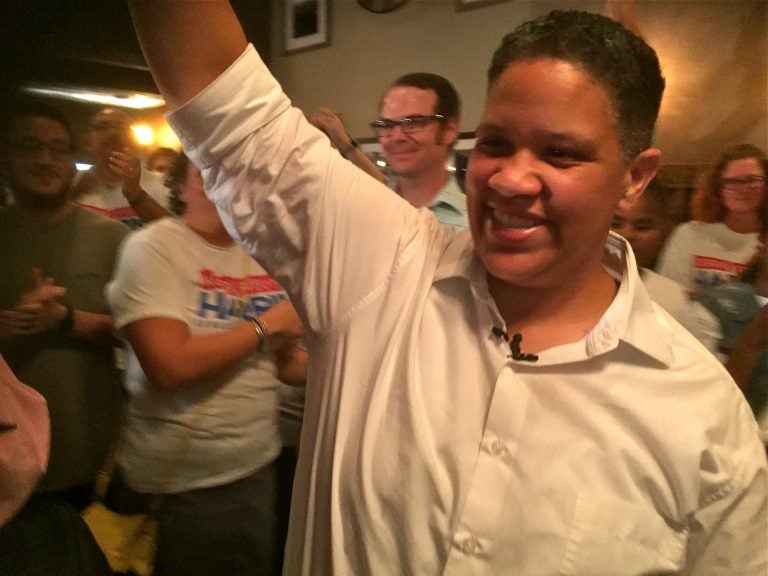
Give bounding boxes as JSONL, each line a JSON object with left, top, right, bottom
{"left": 491, "top": 327, "right": 539, "bottom": 363}
{"left": 510, "top": 333, "right": 539, "bottom": 362}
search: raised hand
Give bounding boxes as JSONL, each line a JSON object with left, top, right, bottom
{"left": 109, "top": 147, "right": 145, "bottom": 204}
{"left": 308, "top": 107, "right": 349, "bottom": 149}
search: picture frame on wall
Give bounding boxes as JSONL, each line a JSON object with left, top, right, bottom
{"left": 456, "top": 0, "right": 508, "bottom": 12}
{"left": 285, "top": 0, "right": 330, "bottom": 54}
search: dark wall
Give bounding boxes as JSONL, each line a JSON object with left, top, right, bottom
{"left": 0, "top": 1, "right": 272, "bottom": 109}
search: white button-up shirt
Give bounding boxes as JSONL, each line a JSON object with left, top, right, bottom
{"left": 169, "top": 45, "right": 767, "bottom": 576}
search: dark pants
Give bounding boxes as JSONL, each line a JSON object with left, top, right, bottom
{"left": 0, "top": 496, "right": 111, "bottom": 576}
{"left": 274, "top": 447, "right": 299, "bottom": 575}
{"left": 153, "top": 462, "right": 277, "bottom": 576}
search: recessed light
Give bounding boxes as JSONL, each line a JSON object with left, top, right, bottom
{"left": 23, "top": 85, "right": 165, "bottom": 110}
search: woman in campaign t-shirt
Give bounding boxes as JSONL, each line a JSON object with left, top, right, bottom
{"left": 658, "top": 144, "right": 766, "bottom": 292}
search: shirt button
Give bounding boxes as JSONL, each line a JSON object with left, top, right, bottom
{"left": 462, "top": 538, "right": 478, "bottom": 555}
{"left": 491, "top": 440, "right": 505, "bottom": 455}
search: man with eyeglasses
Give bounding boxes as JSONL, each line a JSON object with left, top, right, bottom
{"left": 74, "top": 107, "right": 170, "bottom": 229}
{"left": 0, "top": 100, "right": 127, "bottom": 512}
{"left": 372, "top": 72, "right": 468, "bottom": 229}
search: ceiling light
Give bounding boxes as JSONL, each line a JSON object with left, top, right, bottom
{"left": 23, "top": 86, "right": 165, "bottom": 110}
{"left": 131, "top": 124, "right": 155, "bottom": 146}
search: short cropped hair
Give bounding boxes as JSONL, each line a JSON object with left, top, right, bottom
{"left": 147, "top": 147, "right": 179, "bottom": 168}
{"left": 488, "top": 10, "right": 664, "bottom": 160}
{"left": 692, "top": 143, "right": 768, "bottom": 223}
{"left": 388, "top": 72, "right": 461, "bottom": 121}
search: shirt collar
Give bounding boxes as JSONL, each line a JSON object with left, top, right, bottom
{"left": 434, "top": 231, "right": 674, "bottom": 367}
{"left": 586, "top": 232, "right": 673, "bottom": 366}
{"left": 428, "top": 174, "right": 466, "bottom": 216}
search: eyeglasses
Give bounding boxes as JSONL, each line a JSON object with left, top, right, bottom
{"left": 720, "top": 175, "right": 766, "bottom": 190}
{"left": 369, "top": 114, "right": 445, "bottom": 137}
{"left": 11, "top": 139, "right": 74, "bottom": 161}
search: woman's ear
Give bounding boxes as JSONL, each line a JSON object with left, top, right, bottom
{"left": 623, "top": 147, "right": 661, "bottom": 202}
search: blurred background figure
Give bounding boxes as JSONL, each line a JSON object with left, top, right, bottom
{"left": 0, "top": 355, "right": 49, "bottom": 526}
{"left": 107, "top": 153, "right": 303, "bottom": 576}
{"left": 612, "top": 179, "right": 720, "bottom": 354}
{"left": 146, "top": 146, "right": 179, "bottom": 176}
{"left": 0, "top": 100, "right": 128, "bottom": 512}
{"left": 0, "top": 357, "right": 108, "bottom": 576}
{"left": 0, "top": 102, "right": 118, "bottom": 576}
{"left": 612, "top": 178, "right": 687, "bottom": 271}
{"left": 74, "top": 107, "right": 170, "bottom": 228}
{"left": 698, "top": 214, "right": 767, "bottom": 448}
{"left": 658, "top": 144, "right": 767, "bottom": 291}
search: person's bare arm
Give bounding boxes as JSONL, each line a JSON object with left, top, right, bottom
{"left": 1, "top": 269, "right": 115, "bottom": 345}
{"left": 109, "top": 149, "right": 170, "bottom": 222}
{"left": 308, "top": 108, "right": 386, "bottom": 184}
{"left": 129, "top": 1, "right": 249, "bottom": 110}
{"left": 124, "top": 299, "right": 303, "bottom": 390}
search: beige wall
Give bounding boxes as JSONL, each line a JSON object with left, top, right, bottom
{"left": 268, "top": 0, "right": 767, "bottom": 168}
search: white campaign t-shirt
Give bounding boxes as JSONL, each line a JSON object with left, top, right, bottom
{"left": 657, "top": 221, "right": 759, "bottom": 292}
{"left": 77, "top": 169, "right": 171, "bottom": 230}
{"left": 107, "top": 217, "right": 286, "bottom": 493}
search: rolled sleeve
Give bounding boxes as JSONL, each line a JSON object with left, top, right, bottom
{"left": 168, "top": 45, "right": 290, "bottom": 171}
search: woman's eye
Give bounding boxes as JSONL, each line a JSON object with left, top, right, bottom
{"left": 548, "top": 148, "right": 573, "bottom": 159}
{"left": 475, "top": 137, "right": 510, "bottom": 156}
{"left": 544, "top": 148, "right": 584, "bottom": 166}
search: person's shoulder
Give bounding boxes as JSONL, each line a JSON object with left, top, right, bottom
{"left": 139, "top": 169, "right": 171, "bottom": 203}
{"left": 641, "top": 268, "right": 691, "bottom": 310}
{"left": 118, "top": 218, "right": 185, "bottom": 269}
{"left": 648, "top": 300, "right": 739, "bottom": 399}
{"left": 72, "top": 204, "right": 130, "bottom": 237}
{"left": 126, "top": 216, "right": 183, "bottom": 247}
{"left": 641, "top": 268, "right": 685, "bottom": 292}
{"left": 669, "top": 220, "right": 704, "bottom": 237}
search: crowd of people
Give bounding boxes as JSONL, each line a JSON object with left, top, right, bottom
{"left": 0, "top": 1, "right": 766, "bottom": 575}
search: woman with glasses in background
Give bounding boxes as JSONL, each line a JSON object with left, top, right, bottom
{"left": 657, "top": 144, "right": 767, "bottom": 292}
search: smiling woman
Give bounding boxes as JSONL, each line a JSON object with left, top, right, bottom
{"left": 469, "top": 55, "right": 660, "bottom": 318}
{"left": 657, "top": 143, "right": 768, "bottom": 291}
{"left": 128, "top": 2, "right": 768, "bottom": 573}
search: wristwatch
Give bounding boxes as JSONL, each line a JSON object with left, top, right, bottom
{"left": 339, "top": 139, "right": 360, "bottom": 157}
{"left": 57, "top": 304, "right": 75, "bottom": 334}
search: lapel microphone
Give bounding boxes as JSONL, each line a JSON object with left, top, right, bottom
{"left": 491, "top": 327, "right": 539, "bottom": 363}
